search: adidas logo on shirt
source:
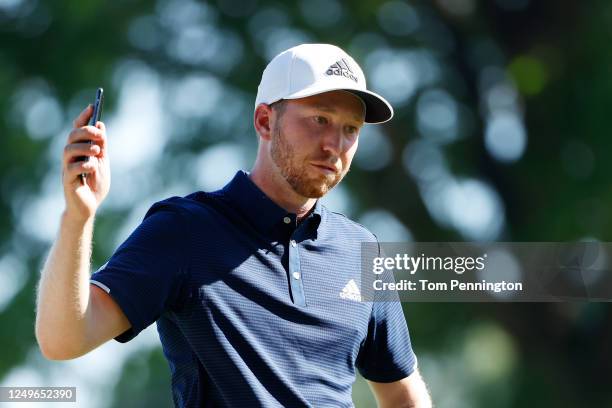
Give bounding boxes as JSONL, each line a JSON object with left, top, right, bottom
{"left": 339, "top": 279, "right": 362, "bottom": 302}
{"left": 325, "top": 59, "right": 358, "bottom": 83}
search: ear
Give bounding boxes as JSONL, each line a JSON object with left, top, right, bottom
{"left": 254, "top": 103, "right": 273, "bottom": 141}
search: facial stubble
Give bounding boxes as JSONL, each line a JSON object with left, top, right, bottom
{"left": 270, "top": 123, "right": 345, "bottom": 199}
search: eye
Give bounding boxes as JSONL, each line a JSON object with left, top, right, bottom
{"left": 313, "top": 116, "right": 329, "bottom": 125}
{"left": 345, "top": 125, "right": 359, "bottom": 136}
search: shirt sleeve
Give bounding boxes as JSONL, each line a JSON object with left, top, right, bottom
{"left": 355, "top": 236, "right": 418, "bottom": 382}
{"left": 355, "top": 300, "right": 418, "bottom": 383}
{"left": 90, "top": 198, "right": 190, "bottom": 343}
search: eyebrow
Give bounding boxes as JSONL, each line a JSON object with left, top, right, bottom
{"left": 312, "top": 104, "right": 364, "bottom": 123}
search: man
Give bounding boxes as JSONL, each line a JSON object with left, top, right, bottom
{"left": 35, "top": 44, "right": 432, "bottom": 407}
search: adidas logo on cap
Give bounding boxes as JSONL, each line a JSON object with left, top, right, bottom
{"left": 326, "top": 58, "right": 358, "bottom": 83}
{"left": 339, "top": 279, "right": 362, "bottom": 302}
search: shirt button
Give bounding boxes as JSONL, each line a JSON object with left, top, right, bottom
{"left": 283, "top": 216, "right": 291, "bottom": 224}
{"left": 292, "top": 272, "right": 301, "bottom": 280}
{"left": 290, "top": 240, "right": 297, "bottom": 247}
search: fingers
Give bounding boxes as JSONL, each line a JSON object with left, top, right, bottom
{"left": 67, "top": 125, "right": 106, "bottom": 147}
{"left": 65, "top": 105, "right": 108, "bottom": 184}
{"left": 65, "top": 158, "right": 98, "bottom": 180}
{"left": 63, "top": 142, "right": 101, "bottom": 166}
{"left": 69, "top": 104, "right": 107, "bottom": 146}
{"left": 73, "top": 104, "right": 93, "bottom": 128}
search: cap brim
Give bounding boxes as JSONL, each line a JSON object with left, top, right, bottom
{"left": 344, "top": 89, "right": 394, "bottom": 124}
{"left": 283, "top": 86, "right": 394, "bottom": 124}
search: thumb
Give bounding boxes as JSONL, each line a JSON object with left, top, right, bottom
{"left": 73, "top": 104, "right": 93, "bottom": 128}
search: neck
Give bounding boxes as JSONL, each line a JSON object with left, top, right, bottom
{"left": 249, "top": 164, "right": 317, "bottom": 221}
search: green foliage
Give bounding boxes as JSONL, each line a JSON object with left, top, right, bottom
{"left": 1, "top": 0, "right": 611, "bottom": 407}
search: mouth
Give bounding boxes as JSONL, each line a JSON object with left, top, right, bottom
{"left": 310, "top": 163, "right": 338, "bottom": 175}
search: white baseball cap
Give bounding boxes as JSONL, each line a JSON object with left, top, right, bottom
{"left": 255, "top": 43, "right": 393, "bottom": 124}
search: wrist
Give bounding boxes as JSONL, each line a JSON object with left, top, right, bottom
{"left": 61, "top": 210, "right": 95, "bottom": 229}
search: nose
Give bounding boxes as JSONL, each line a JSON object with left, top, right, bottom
{"left": 320, "top": 126, "right": 343, "bottom": 157}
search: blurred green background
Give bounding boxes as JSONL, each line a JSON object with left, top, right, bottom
{"left": 1, "top": 0, "right": 611, "bottom": 407}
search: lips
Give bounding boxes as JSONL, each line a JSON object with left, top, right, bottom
{"left": 310, "top": 162, "right": 338, "bottom": 174}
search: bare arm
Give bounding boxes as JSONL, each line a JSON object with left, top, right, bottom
{"left": 368, "top": 368, "right": 432, "bottom": 408}
{"left": 35, "top": 105, "right": 130, "bottom": 360}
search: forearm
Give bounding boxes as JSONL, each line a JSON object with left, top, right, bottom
{"left": 377, "top": 387, "right": 432, "bottom": 408}
{"left": 402, "top": 372, "right": 432, "bottom": 408}
{"left": 35, "top": 212, "right": 94, "bottom": 359}
{"left": 370, "top": 369, "right": 433, "bottom": 408}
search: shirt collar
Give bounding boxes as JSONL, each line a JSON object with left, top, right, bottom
{"left": 222, "top": 170, "right": 322, "bottom": 235}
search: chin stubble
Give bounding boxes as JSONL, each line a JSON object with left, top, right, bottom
{"left": 270, "top": 125, "right": 344, "bottom": 198}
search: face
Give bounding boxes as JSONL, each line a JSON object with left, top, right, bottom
{"left": 268, "top": 90, "right": 365, "bottom": 198}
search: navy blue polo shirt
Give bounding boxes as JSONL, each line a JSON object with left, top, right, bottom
{"left": 90, "top": 170, "right": 417, "bottom": 407}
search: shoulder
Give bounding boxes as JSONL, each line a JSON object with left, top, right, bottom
{"left": 320, "top": 205, "right": 378, "bottom": 243}
{"left": 144, "top": 190, "right": 226, "bottom": 220}
{"left": 140, "top": 190, "right": 238, "bottom": 238}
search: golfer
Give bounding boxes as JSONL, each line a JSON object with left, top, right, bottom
{"left": 35, "top": 44, "right": 432, "bottom": 407}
